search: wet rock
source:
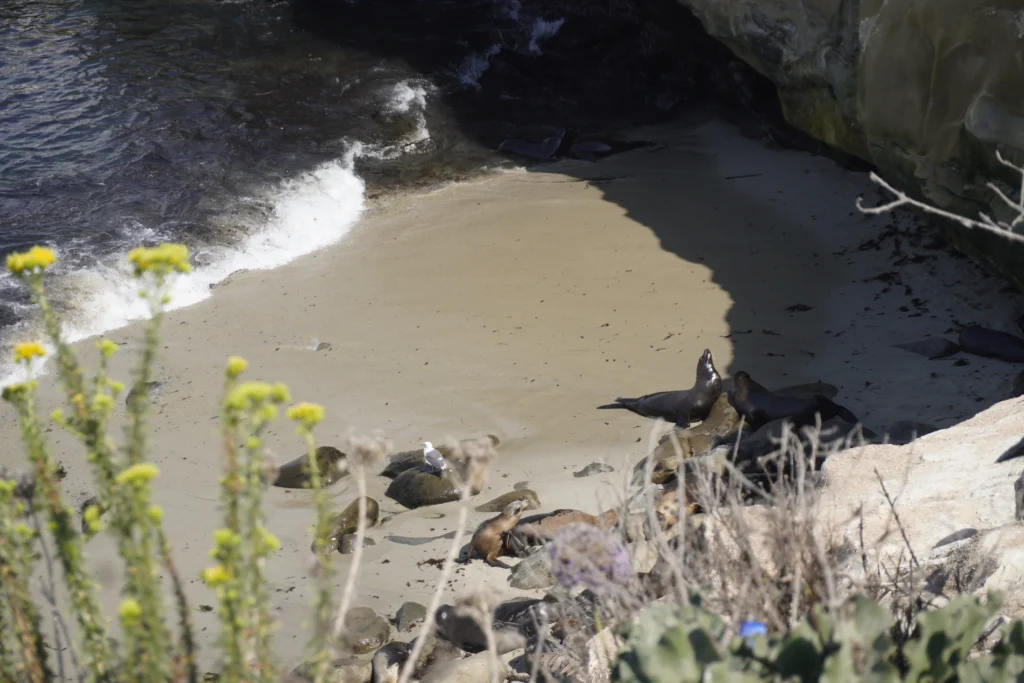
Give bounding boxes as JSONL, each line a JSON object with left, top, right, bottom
{"left": 380, "top": 436, "right": 501, "bottom": 479}
{"left": 125, "top": 381, "right": 164, "bottom": 407}
{"left": 339, "top": 534, "right": 376, "bottom": 554}
{"left": 474, "top": 489, "right": 540, "bottom": 512}
{"left": 339, "top": 607, "right": 391, "bottom": 655}
{"left": 573, "top": 463, "right": 614, "bottom": 478}
{"left": 273, "top": 446, "right": 348, "bottom": 489}
{"left": 508, "top": 550, "right": 555, "bottom": 590}
{"left": 314, "top": 497, "right": 380, "bottom": 554}
{"left": 315, "top": 341, "right": 333, "bottom": 352}
{"left": 420, "top": 650, "right": 518, "bottom": 683}
{"left": 385, "top": 467, "right": 465, "bottom": 509}
{"left": 435, "top": 605, "right": 526, "bottom": 655}
{"left": 396, "top": 601, "right": 427, "bottom": 632}
{"left": 894, "top": 338, "right": 962, "bottom": 360}
{"left": 289, "top": 657, "right": 372, "bottom": 683}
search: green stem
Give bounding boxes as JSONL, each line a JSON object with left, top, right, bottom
{"left": 301, "top": 429, "right": 333, "bottom": 683}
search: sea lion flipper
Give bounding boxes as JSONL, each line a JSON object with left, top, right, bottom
{"left": 996, "top": 436, "right": 1024, "bottom": 463}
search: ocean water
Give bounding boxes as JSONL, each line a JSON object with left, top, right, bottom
{"left": 0, "top": 0, "right": 554, "bottom": 383}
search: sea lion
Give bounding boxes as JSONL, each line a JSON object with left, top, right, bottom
{"left": 380, "top": 435, "right": 501, "bottom": 479}
{"left": 958, "top": 326, "right": 1024, "bottom": 363}
{"left": 312, "top": 497, "right": 380, "bottom": 554}
{"left": 474, "top": 489, "right": 540, "bottom": 513}
{"left": 631, "top": 393, "right": 744, "bottom": 485}
{"left": 597, "top": 348, "right": 722, "bottom": 427}
{"left": 385, "top": 466, "right": 467, "bottom": 509}
{"left": 728, "top": 371, "right": 858, "bottom": 431}
{"left": 272, "top": 446, "right": 347, "bottom": 489}
{"left": 505, "top": 508, "right": 619, "bottom": 556}
{"left": 434, "top": 605, "right": 527, "bottom": 655}
{"left": 465, "top": 499, "right": 530, "bottom": 566}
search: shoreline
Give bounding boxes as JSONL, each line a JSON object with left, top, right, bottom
{"left": 2, "top": 113, "right": 1019, "bottom": 672}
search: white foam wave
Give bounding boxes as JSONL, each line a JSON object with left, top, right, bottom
{"left": 456, "top": 45, "right": 501, "bottom": 90}
{"left": 0, "top": 78, "right": 440, "bottom": 389}
{"left": 527, "top": 18, "right": 564, "bottom": 55}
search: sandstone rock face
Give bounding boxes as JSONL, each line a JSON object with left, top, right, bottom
{"left": 819, "top": 396, "right": 1024, "bottom": 617}
{"left": 677, "top": 0, "right": 1024, "bottom": 287}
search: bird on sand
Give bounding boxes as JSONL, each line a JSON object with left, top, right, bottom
{"left": 423, "top": 442, "right": 449, "bottom": 475}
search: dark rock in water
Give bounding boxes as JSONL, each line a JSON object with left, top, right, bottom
{"left": 508, "top": 550, "right": 555, "bottom": 590}
{"left": 126, "top": 381, "right": 164, "bottom": 407}
{"left": 435, "top": 605, "right": 526, "bottom": 655}
{"left": 932, "top": 528, "right": 978, "bottom": 549}
{"left": 338, "top": 534, "right": 376, "bottom": 555}
{"left": 396, "top": 601, "right": 427, "bottom": 632}
{"left": 340, "top": 607, "right": 390, "bottom": 655}
{"left": 959, "top": 326, "right": 1024, "bottom": 363}
{"left": 883, "top": 421, "right": 938, "bottom": 445}
{"left": 273, "top": 446, "right": 347, "bottom": 489}
{"left": 474, "top": 489, "right": 540, "bottom": 512}
{"left": 1016, "top": 472, "right": 1024, "bottom": 522}
{"left": 573, "top": 462, "right": 614, "bottom": 478}
{"left": 385, "top": 466, "right": 465, "bottom": 509}
{"left": 894, "top": 338, "right": 962, "bottom": 360}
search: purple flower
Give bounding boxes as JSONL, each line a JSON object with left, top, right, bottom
{"left": 546, "top": 523, "right": 631, "bottom": 594}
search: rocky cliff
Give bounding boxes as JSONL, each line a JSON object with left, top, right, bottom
{"left": 676, "top": 0, "right": 1024, "bottom": 288}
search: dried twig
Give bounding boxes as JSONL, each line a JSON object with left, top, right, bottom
{"left": 874, "top": 469, "right": 920, "bottom": 568}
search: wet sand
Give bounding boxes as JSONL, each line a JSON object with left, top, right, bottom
{"left": 1, "top": 114, "right": 1018, "bottom": 672}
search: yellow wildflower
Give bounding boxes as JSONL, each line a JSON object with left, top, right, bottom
{"left": 258, "top": 526, "right": 281, "bottom": 553}
{"left": 146, "top": 505, "right": 164, "bottom": 524}
{"left": 201, "top": 564, "right": 230, "bottom": 587}
{"left": 212, "top": 528, "right": 240, "bottom": 548}
{"left": 118, "top": 598, "right": 142, "bottom": 623}
{"left": 286, "top": 402, "right": 325, "bottom": 428}
{"left": 127, "top": 243, "right": 191, "bottom": 276}
{"left": 257, "top": 403, "right": 278, "bottom": 423}
{"left": 6, "top": 246, "right": 56, "bottom": 275}
{"left": 0, "top": 480, "right": 14, "bottom": 496}
{"left": 96, "top": 339, "right": 119, "bottom": 358}
{"left": 91, "top": 393, "right": 114, "bottom": 413}
{"left": 225, "top": 356, "right": 247, "bottom": 379}
{"left": 107, "top": 380, "right": 125, "bottom": 394}
{"left": 270, "top": 382, "right": 291, "bottom": 404}
{"left": 13, "top": 523, "right": 34, "bottom": 540}
{"left": 1, "top": 381, "right": 35, "bottom": 402}
{"left": 246, "top": 436, "right": 261, "bottom": 450}
{"left": 13, "top": 341, "right": 45, "bottom": 364}
{"left": 223, "top": 381, "right": 274, "bottom": 411}
{"left": 115, "top": 463, "right": 159, "bottom": 486}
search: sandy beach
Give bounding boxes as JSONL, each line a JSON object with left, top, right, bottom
{"left": 2, "top": 114, "right": 1019, "bottom": 673}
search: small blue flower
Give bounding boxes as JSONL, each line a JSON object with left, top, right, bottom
{"left": 738, "top": 620, "right": 768, "bottom": 648}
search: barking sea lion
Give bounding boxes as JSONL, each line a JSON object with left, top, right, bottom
{"left": 597, "top": 348, "right": 722, "bottom": 427}
{"left": 465, "top": 499, "right": 530, "bottom": 566}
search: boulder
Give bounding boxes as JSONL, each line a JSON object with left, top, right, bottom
{"left": 676, "top": 0, "right": 1024, "bottom": 288}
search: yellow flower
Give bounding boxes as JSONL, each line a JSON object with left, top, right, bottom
{"left": 225, "top": 356, "right": 247, "bottom": 379}
{"left": 13, "top": 523, "right": 34, "bottom": 540}
{"left": 201, "top": 564, "right": 230, "bottom": 587}
{"left": 212, "top": 528, "right": 240, "bottom": 548}
{"left": 107, "top": 380, "right": 125, "bottom": 394}
{"left": 146, "top": 505, "right": 164, "bottom": 524}
{"left": 223, "top": 381, "right": 273, "bottom": 411}
{"left": 127, "top": 243, "right": 191, "bottom": 276}
{"left": 91, "top": 393, "right": 114, "bottom": 414}
{"left": 1, "top": 381, "right": 36, "bottom": 402}
{"left": 83, "top": 504, "right": 101, "bottom": 533}
{"left": 258, "top": 526, "right": 281, "bottom": 552}
{"left": 13, "top": 341, "right": 45, "bottom": 364}
{"left": 286, "top": 402, "right": 325, "bottom": 428}
{"left": 115, "top": 463, "right": 159, "bottom": 486}
{"left": 270, "top": 382, "right": 291, "bottom": 404}
{"left": 6, "top": 246, "right": 56, "bottom": 275}
{"left": 118, "top": 598, "right": 142, "bottom": 623}
{"left": 96, "top": 339, "right": 119, "bottom": 358}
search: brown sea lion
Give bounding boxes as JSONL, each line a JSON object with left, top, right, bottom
{"left": 728, "top": 371, "right": 858, "bottom": 431}
{"left": 631, "top": 394, "right": 743, "bottom": 486}
{"left": 474, "top": 489, "right": 540, "bottom": 513}
{"left": 505, "top": 508, "right": 619, "bottom": 556}
{"left": 312, "top": 496, "right": 380, "bottom": 554}
{"left": 380, "top": 435, "right": 501, "bottom": 479}
{"left": 597, "top": 348, "right": 722, "bottom": 427}
{"left": 465, "top": 499, "right": 530, "bottom": 566}
{"left": 272, "top": 446, "right": 347, "bottom": 489}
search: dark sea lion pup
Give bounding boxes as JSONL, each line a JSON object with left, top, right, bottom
{"left": 597, "top": 348, "right": 722, "bottom": 427}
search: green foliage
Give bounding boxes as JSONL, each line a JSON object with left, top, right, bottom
{"left": 612, "top": 593, "right": 1024, "bottom": 683}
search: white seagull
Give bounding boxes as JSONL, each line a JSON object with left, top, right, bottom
{"left": 422, "top": 441, "right": 449, "bottom": 475}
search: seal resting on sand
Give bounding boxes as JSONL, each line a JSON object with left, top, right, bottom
{"left": 597, "top": 348, "right": 722, "bottom": 427}
{"left": 465, "top": 499, "right": 530, "bottom": 566}
{"left": 727, "top": 371, "right": 858, "bottom": 431}
{"left": 505, "top": 508, "right": 619, "bottom": 557}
